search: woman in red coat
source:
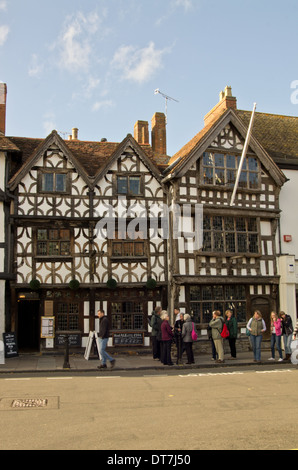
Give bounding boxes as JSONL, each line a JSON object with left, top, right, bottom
{"left": 161, "top": 311, "right": 174, "bottom": 365}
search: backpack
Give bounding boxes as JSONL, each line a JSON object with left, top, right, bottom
{"left": 221, "top": 321, "right": 230, "bottom": 339}
{"left": 191, "top": 322, "right": 198, "bottom": 341}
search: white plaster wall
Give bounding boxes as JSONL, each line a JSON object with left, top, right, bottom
{"left": 279, "top": 170, "right": 298, "bottom": 258}
{"left": 278, "top": 255, "right": 297, "bottom": 324}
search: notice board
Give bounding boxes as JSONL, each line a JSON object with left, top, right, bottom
{"left": 40, "top": 317, "right": 55, "bottom": 339}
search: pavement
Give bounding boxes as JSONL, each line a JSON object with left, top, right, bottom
{"left": 0, "top": 349, "right": 296, "bottom": 374}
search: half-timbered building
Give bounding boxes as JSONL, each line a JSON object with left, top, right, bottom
{"left": 3, "top": 112, "right": 169, "bottom": 351}
{"left": 1, "top": 83, "right": 298, "bottom": 352}
{"left": 163, "top": 87, "right": 287, "bottom": 340}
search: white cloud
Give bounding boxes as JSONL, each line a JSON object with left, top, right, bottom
{"left": 156, "top": 0, "right": 194, "bottom": 25}
{"left": 0, "top": 1, "right": 7, "bottom": 11}
{"left": 54, "top": 11, "right": 101, "bottom": 73}
{"left": 92, "top": 100, "right": 115, "bottom": 112}
{"left": 111, "top": 41, "right": 168, "bottom": 84}
{"left": 0, "top": 25, "right": 9, "bottom": 46}
{"left": 174, "top": 0, "right": 193, "bottom": 12}
{"left": 71, "top": 75, "right": 101, "bottom": 102}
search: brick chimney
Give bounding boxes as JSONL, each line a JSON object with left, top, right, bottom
{"left": 0, "top": 82, "right": 7, "bottom": 136}
{"left": 151, "top": 112, "right": 167, "bottom": 156}
{"left": 134, "top": 120, "right": 149, "bottom": 145}
{"left": 204, "top": 86, "right": 237, "bottom": 127}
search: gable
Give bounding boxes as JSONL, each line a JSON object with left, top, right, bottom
{"left": 209, "top": 123, "right": 245, "bottom": 152}
{"left": 92, "top": 134, "right": 162, "bottom": 191}
{"left": 164, "top": 109, "right": 286, "bottom": 188}
{"left": 8, "top": 131, "right": 91, "bottom": 191}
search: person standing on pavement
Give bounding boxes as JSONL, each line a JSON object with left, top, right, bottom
{"left": 225, "top": 309, "right": 238, "bottom": 359}
{"left": 246, "top": 310, "right": 266, "bottom": 363}
{"left": 268, "top": 311, "right": 283, "bottom": 362}
{"left": 150, "top": 306, "right": 162, "bottom": 360}
{"left": 209, "top": 310, "right": 225, "bottom": 363}
{"left": 182, "top": 314, "right": 195, "bottom": 364}
{"left": 97, "top": 309, "right": 116, "bottom": 370}
{"left": 280, "top": 311, "right": 293, "bottom": 361}
{"left": 174, "top": 307, "right": 181, "bottom": 323}
{"left": 174, "top": 312, "right": 185, "bottom": 364}
{"left": 160, "top": 311, "right": 174, "bottom": 366}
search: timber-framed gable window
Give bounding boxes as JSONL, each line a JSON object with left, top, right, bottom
{"left": 202, "top": 152, "right": 260, "bottom": 189}
{"left": 203, "top": 215, "right": 259, "bottom": 254}
{"left": 115, "top": 175, "right": 144, "bottom": 196}
{"left": 38, "top": 170, "right": 69, "bottom": 194}
{"left": 36, "top": 228, "right": 71, "bottom": 257}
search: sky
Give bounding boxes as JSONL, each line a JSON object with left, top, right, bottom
{"left": 0, "top": 0, "right": 298, "bottom": 156}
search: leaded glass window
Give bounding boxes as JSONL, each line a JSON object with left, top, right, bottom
{"left": 202, "top": 152, "right": 260, "bottom": 189}
{"left": 190, "top": 285, "right": 247, "bottom": 323}
{"left": 202, "top": 216, "right": 259, "bottom": 254}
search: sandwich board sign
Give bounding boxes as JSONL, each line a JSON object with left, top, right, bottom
{"left": 84, "top": 331, "right": 101, "bottom": 360}
{"left": 3, "top": 332, "right": 18, "bottom": 358}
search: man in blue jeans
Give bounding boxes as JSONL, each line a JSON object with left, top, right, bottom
{"left": 97, "top": 309, "right": 116, "bottom": 370}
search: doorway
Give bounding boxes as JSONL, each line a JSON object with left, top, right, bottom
{"left": 17, "top": 300, "right": 40, "bottom": 351}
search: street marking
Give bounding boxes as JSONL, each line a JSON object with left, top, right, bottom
{"left": 256, "top": 369, "right": 293, "bottom": 374}
{"left": 96, "top": 376, "right": 121, "bottom": 379}
{"left": 179, "top": 371, "right": 245, "bottom": 377}
{"left": 4, "top": 378, "right": 31, "bottom": 381}
{"left": 46, "top": 377, "right": 73, "bottom": 380}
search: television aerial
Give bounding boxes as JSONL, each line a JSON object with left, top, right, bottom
{"left": 154, "top": 89, "right": 179, "bottom": 124}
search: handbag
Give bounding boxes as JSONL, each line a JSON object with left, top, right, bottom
{"left": 221, "top": 323, "right": 230, "bottom": 338}
{"left": 191, "top": 322, "right": 198, "bottom": 341}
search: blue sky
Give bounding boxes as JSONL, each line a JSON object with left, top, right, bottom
{"left": 0, "top": 0, "right": 297, "bottom": 156}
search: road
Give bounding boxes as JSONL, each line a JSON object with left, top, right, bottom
{"left": 0, "top": 366, "right": 297, "bottom": 451}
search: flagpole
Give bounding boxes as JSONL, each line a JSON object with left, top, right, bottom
{"left": 230, "top": 102, "right": 257, "bottom": 206}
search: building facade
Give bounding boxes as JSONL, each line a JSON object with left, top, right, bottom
{"left": 163, "top": 87, "right": 287, "bottom": 340}
{"left": 0, "top": 84, "right": 297, "bottom": 351}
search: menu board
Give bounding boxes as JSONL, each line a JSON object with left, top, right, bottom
{"left": 40, "top": 317, "right": 55, "bottom": 339}
{"left": 3, "top": 332, "right": 18, "bottom": 358}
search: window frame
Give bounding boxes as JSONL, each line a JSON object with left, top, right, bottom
{"left": 114, "top": 174, "right": 144, "bottom": 197}
{"left": 202, "top": 151, "right": 260, "bottom": 190}
{"left": 55, "top": 301, "right": 81, "bottom": 332}
{"left": 188, "top": 284, "right": 247, "bottom": 324}
{"left": 202, "top": 215, "right": 260, "bottom": 255}
{"left": 38, "top": 170, "right": 70, "bottom": 194}
{"left": 111, "top": 228, "right": 147, "bottom": 259}
{"left": 110, "top": 301, "right": 145, "bottom": 331}
{"left": 35, "top": 228, "right": 72, "bottom": 258}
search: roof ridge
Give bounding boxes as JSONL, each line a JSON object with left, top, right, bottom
{"left": 237, "top": 109, "right": 298, "bottom": 120}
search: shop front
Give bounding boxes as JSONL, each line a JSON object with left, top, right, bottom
{"left": 15, "top": 285, "right": 166, "bottom": 352}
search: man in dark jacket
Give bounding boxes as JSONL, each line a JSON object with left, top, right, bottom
{"left": 97, "top": 310, "right": 116, "bottom": 369}
{"left": 280, "top": 311, "right": 294, "bottom": 360}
